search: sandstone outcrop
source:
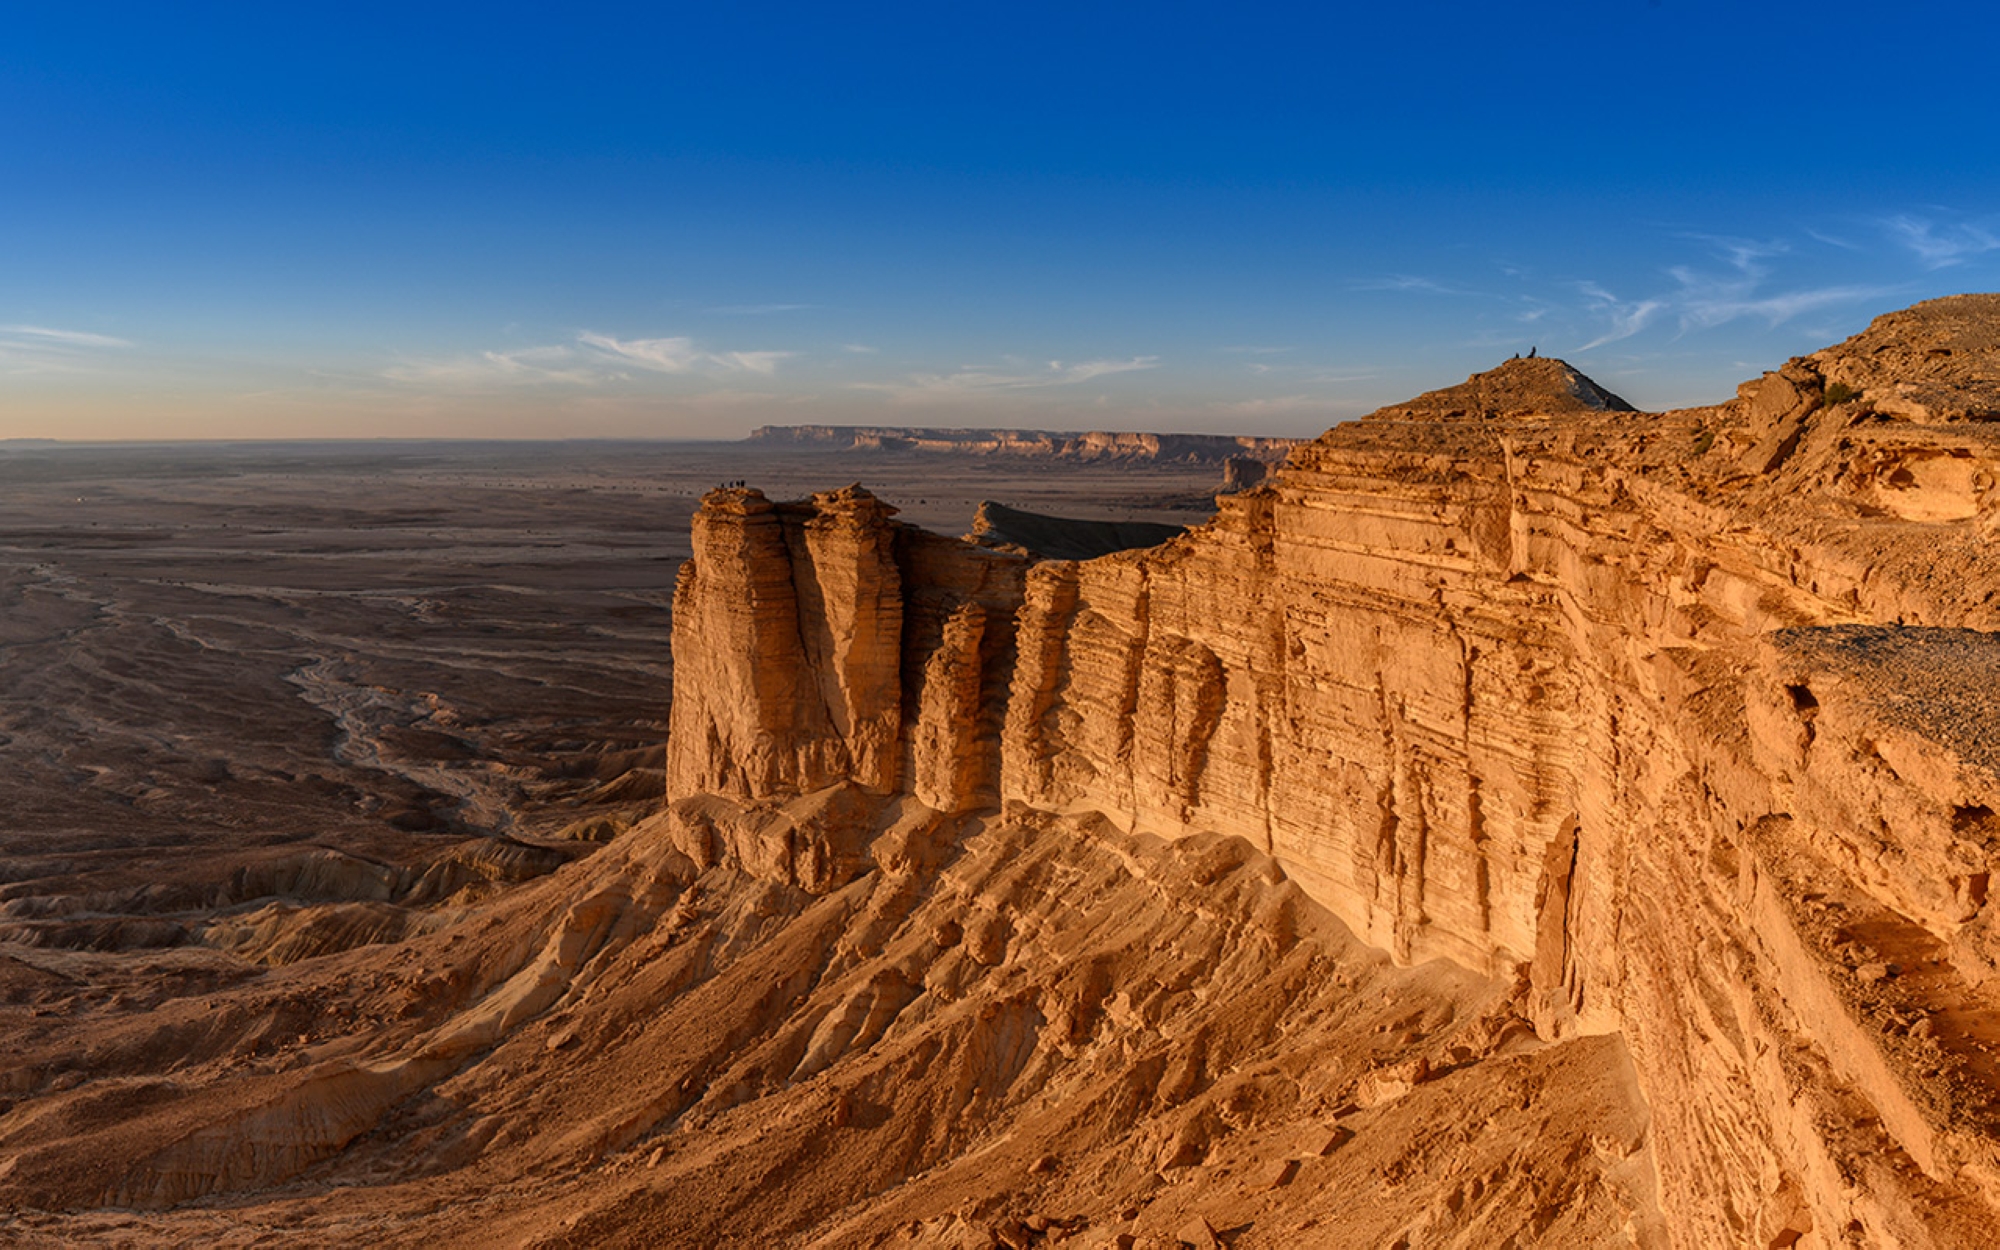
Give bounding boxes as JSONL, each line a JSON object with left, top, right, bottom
{"left": 669, "top": 296, "right": 2000, "bottom": 1245}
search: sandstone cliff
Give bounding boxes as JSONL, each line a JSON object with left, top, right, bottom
{"left": 671, "top": 295, "right": 2000, "bottom": 1246}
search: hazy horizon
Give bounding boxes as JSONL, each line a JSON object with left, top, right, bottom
{"left": 7, "top": 3, "right": 1999, "bottom": 441}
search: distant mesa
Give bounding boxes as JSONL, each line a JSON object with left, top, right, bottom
{"left": 967, "top": 499, "right": 1186, "bottom": 562}
{"left": 746, "top": 424, "right": 1302, "bottom": 463}
{"left": 1219, "top": 455, "right": 1268, "bottom": 492}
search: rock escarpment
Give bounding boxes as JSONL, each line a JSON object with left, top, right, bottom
{"left": 671, "top": 296, "right": 2000, "bottom": 1246}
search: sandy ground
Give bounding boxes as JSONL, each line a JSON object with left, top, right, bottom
{"left": 0, "top": 442, "right": 1655, "bottom": 1247}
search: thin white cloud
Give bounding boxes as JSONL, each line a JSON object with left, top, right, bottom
{"left": 1056, "top": 357, "right": 1157, "bottom": 383}
{"left": 706, "top": 303, "right": 816, "bottom": 315}
{"left": 1575, "top": 288, "right": 1667, "bottom": 351}
{"left": 1674, "top": 233, "right": 1789, "bottom": 275}
{"left": 1674, "top": 276, "right": 1891, "bottom": 331}
{"left": 384, "top": 346, "right": 600, "bottom": 386}
{"left": 1881, "top": 213, "right": 2000, "bottom": 269}
{"left": 0, "top": 323, "right": 134, "bottom": 375}
{"left": 1238, "top": 358, "right": 1376, "bottom": 382}
{"left": 842, "top": 343, "right": 880, "bottom": 354}
{"left": 577, "top": 333, "right": 706, "bottom": 373}
{"left": 1571, "top": 230, "right": 1900, "bottom": 353}
{"left": 0, "top": 324, "right": 132, "bottom": 348}
{"left": 0, "top": 346, "right": 86, "bottom": 376}
{"left": 388, "top": 332, "right": 795, "bottom": 388}
{"left": 579, "top": 332, "right": 794, "bottom": 376}
{"left": 1350, "top": 274, "right": 1488, "bottom": 297}
{"left": 712, "top": 350, "right": 791, "bottom": 375}
{"left": 855, "top": 355, "right": 1159, "bottom": 400}
{"left": 1211, "top": 394, "right": 1325, "bottom": 415}
{"left": 1805, "top": 227, "right": 1863, "bottom": 252}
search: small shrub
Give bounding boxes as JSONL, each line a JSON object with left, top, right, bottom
{"left": 1824, "top": 381, "right": 1860, "bottom": 406}
{"left": 1693, "top": 429, "right": 1716, "bottom": 455}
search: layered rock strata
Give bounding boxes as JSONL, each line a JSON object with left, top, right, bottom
{"left": 670, "top": 296, "right": 2000, "bottom": 1246}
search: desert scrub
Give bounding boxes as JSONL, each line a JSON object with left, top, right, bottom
{"left": 1824, "top": 381, "right": 1861, "bottom": 405}
{"left": 1693, "top": 428, "right": 1716, "bottom": 454}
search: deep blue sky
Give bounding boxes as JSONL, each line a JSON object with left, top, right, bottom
{"left": 5, "top": 2, "right": 1997, "bottom": 439}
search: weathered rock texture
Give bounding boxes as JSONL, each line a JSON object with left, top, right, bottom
{"left": 671, "top": 296, "right": 2000, "bottom": 1246}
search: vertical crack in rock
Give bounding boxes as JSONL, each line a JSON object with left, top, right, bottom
{"left": 1532, "top": 816, "right": 1582, "bottom": 1034}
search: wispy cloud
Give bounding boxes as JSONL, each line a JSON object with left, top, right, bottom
{"left": 855, "top": 355, "right": 1159, "bottom": 400}
{"left": 1675, "top": 232, "right": 1789, "bottom": 273}
{"left": 1805, "top": 227, "right": 1862, "bottom": 252}
{"left": 0, "top": 323, "right": 133, "bottom": 375}
{"left": 711, "top": 350, "right": 791, "bottom": 375}
{"left": 1211, "top": 394, "right": 1338, "bottom": 416}
{"left": 1571, "top": 235, "right": 1897, "bottom": 352}
{"left": 576, "top": 332, "right": 706, "bottom": 373}
{"left": 706, "top": 302, "right": 816, "bottom": 315}
{"left": 384, "top": 345, "right": 601, "bottom": 386}
{"left": 0, "top": 324, "right": 132, "bottom": 348}
{"left": 1880, "top": 213, "right": 2000, "bottom": 269}
{"left": 1239, "top": 357, "right": 1376, "bottom": 382}
{"left": 1672, "top": 273, "right": 1889, "bottom": 331}
{"left": 1057, "top": 357, "right": 1157, "bottom": 383}
{"left": 1575, "top": 284, "right": 1667, "bottom": 350}
{"left": 387, "top": 332, "right": 795, "bottom": 388}
{"left": 1349, "top": 274, "right": 1488, "bottom": 297}
{"left": 579, "top": 332, "right": 795, "bottom": 375}
{"left": 842, "top": 343, "right": 880, "bottom": 354}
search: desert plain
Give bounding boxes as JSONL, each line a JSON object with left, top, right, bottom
{"left": 8, "top": 297, "right": 2000, "bottom": 1248}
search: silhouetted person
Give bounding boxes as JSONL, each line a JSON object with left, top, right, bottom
{"left": 1527, "top": 346, "right": 1537, "bottom": 358}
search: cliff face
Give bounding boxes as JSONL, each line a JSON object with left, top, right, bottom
{"left": 669, "top": 296, "right": 2000, "bottom": 1246}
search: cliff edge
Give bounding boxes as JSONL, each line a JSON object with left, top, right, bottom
{"left": 669, "top": 296, "right": 2000, "bottom": 1245}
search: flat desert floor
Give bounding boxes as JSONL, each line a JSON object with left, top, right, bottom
{"left": 0, "top": 439, "right": 1222, "bottom": 916}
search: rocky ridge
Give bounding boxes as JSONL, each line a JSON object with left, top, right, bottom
{"left": 668, "top": 296, "right": 2000, "bottom": 1245}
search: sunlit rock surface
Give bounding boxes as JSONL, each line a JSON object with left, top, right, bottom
{"left": 668, "top": 296, "right": 2000, "bottom": 1245}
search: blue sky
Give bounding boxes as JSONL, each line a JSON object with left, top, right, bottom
{"left": 4, "top": 1, "right": 1997, "bottom": 440}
